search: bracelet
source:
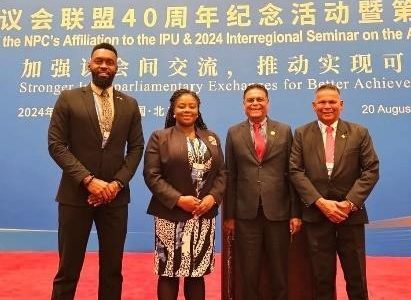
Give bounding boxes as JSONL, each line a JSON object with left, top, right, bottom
{"left": 83, "top": 175, "right": 95, "bottom": 187}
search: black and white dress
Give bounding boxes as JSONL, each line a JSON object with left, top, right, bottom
{"left": 154, "top": 137, "right": 216, "bottom": 277}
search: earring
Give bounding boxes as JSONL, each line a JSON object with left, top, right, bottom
{"left": 173, "top": 115, "right": 176, "bottom": 118}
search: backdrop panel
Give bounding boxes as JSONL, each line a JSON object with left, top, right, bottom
{"left": 0, "top": 0, "right": 410, "bottom": 255}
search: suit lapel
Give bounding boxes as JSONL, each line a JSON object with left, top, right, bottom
{"left": 310, "top": 122, "right": 325, "bottom": 164}
{"left": 197, "top": 130, "right": 215, "bottom": 158}
{"left": 240, "top": 121, "right": 259, "bottom": 161}
{"left": 196, "top": 129, "right": 219, "bottom": 174}
{"left": 309, "top": 122, "right": 330, "bottom": 176}
{"left": 333, "top": 120, "right": 348, "bottom": 171}
{"left": 104, "top": 90, "right": 124, "bottom": 146}
{"left": 112, "top": 90, "right": 124, "bottom": 129}
{"left": 172, "top": 126, "right": 193, "bottom": 186}
{"left": 82, "top": 85, "right": 103, "bottom": 142}
{"left": 263, "top": 119, "right": 278, "bottom": 160}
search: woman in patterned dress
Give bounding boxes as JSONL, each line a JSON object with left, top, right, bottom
{"left": 143, "top": 89, "right": 227, "bottom": 300}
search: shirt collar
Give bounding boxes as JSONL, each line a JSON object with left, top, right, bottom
{"left": 318, "top": 120, "right": 338, "bottom": 133}
{"left": 91, "top": 82, "right": 113, "bottom": 98}
{"left": 249, "top": 117, "right": 267, "bottom": 127}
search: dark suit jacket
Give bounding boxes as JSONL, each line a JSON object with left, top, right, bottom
{"left": 144, "top": 126, "right": 227, "bottom": 221}
{"left": 48, "top": 84, "right": 144, "bottom": 206}
{"left": 289, "top": 119, "right": 379, "bottom": 224}
{"left": 225, "top": 118, "right": 301, "bottom": 221}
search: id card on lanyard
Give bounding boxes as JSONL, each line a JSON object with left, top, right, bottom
{"left": 94, "top": 97, "right": 111, "bottom": 149}
{"left": 191, "top": 162, "right": 205, "bottom": 181}
{"left": 102, "top": 131, "right": 110, "bottom": 148}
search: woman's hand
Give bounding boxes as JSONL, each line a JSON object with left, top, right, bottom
{"left": 177, "top": 195, "right": 201, "bottom": 213}
{"left": 193, "top": 195, "right": 216, "bottom": 217}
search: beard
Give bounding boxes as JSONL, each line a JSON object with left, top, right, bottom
{"left": 91, "top": 71, "right": 115, "bottom": 89}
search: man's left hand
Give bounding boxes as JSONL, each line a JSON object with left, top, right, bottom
{"left": 289, "top": 218, "right": 302, "bottom": 235}
{"left": 87, "top": 181, "right": 121, "bottom": 207}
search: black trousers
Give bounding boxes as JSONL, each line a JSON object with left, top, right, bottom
{"left": 236, "top": 208, "right": 290, "bottom": 300}
{"left": 51, "top": 203, "right": 128, "bottom": 300}
{"left": 305, "top": 222, "right": 368, "bottom": 300}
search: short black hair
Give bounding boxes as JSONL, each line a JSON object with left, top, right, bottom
{"left": 243, "top": 83, "right": 269, "bottom": 99}
{"left": 316, "top": 83, "right": 340, "bottom": 95}
{"left": 91, "top": 43, "right": 118, "bottom": 57}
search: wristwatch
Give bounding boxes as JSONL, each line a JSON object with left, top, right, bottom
{"left": 347, "top": 200, "right": 358, "bottom": 212}
{"left": 114, "top": 180, "right": 124, "bottom": 190}
{"left": 83, "top": 174, "right": 95, "bottom": 187}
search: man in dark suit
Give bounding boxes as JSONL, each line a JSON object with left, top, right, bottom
{"left": 48, "top": 43, "right": 144, "bottom": 300}
{"left": 289, "top": 84, "right": 379, "bottom": 300}
{"left": 224, "top": 83, "right": 301, "bottom": 300}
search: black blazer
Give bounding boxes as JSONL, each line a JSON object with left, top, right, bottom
{"left": 48, "top": 84, "right": 145, "bottom": 206}
{"left": 289, "top": 119, "right": 379, "bottom": 224}
{"left": 144, "top": 126, "right": 227, "bottom": 221}
{"left": 225, "top": 118, "right": 301, "bottom": 221}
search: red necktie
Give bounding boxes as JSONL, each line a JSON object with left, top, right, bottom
{"left": 325, "top": 126, "right": 335, "bottom": 163}
{"left": 253, "top": 122, "right": 265, "bottom": 161}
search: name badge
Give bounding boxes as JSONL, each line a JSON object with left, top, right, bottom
{"left": 193, "top": 163, "right": 205, "bottom": 170}
{"left": 102, "top": 131, "right": 110, "bottom": 148}
{"left": 191, "top": 163, "right": 205, "bottom": 181}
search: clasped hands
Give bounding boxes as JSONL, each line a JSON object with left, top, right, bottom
{"left": 86, "top": 178, "right": 121, "bottom": 207}
{"left": 315, "top": 197, "right": 352, "bottom": 223}
{"left": 177, "top": 195, "right": 216, "bottom": 217}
